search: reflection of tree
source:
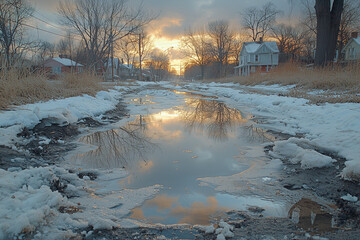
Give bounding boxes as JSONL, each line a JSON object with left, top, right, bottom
{"left": 242, "top": 125, "right": 277, "bottom": 143}
{"left": 75, "top": 124, "right": 154, "bottom": 168}
{"left": 182, "top": 99, "right": 246, "bottom": 141}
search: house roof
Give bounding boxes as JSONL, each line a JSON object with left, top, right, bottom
{"left": 107, "top": 58, "right": 133, "bottom": 70}
{"left": 353, "top": 37, "right": 360, "bottom": 45}
{"left": 342, "top": 37, "right": 360, "bottom": 53}
{"left": 242, "top": 41, "right": 279, "bottom": 54}
{"left": 53, "top": 57, "right": 83, "bottom": 67}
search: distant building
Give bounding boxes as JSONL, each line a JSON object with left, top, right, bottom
{"left": 106, "top": 58, "right": 134, "bottom": 80}
{"left": 43, "top": 57, "right": 83, "bottom": 77}
{"left": 342, "top": 32, "right": 360, "bottom": 62}
{"left": 235, "top": 40, "right": 279, "bottom": 76}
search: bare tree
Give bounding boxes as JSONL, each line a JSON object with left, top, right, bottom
{"left": 117, "top": 35, "right": 137, "bottom": 68}
{"left": 241, "top": 2, "right": 280, "bottom": 42}
{"left": 0, "top": 0, "right": 33, "bottom": 68}
{"left": 208, "top": 20, "right": 234, "bottom": 78}
{"left": 146, "top": 48, "right": 170, "bottom": 81}
{"left": 272, "top": 24, "right": 304, "bottom": 60}
{"left": 36, "top": 41, "right": 55, "bottom": 63}
{"left": 181, "top": 27, "right": 211, "bottom": 80}
{"left": 58, "top": 0, "right": 154, "bottom": 71}
{"left": 231, "top": 33, "right": 248, "bottom": 65}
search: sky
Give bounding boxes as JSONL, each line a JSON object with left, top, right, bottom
{"left": 30, "top": 0, "right": 302, "bottom": 71}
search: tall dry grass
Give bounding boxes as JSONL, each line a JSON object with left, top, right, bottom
{"left": 0, "top": 69, "right": 103, "bottom": 109}
{"left": 212, "top": 62, "right": 360, "bottom": 103}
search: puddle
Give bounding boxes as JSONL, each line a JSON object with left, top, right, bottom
{"left": 289, "top": 198, "right": 336, "bottom": 233}
{"left": 71, "top": 97, "right": 282, "bottom": 225}
{"left": 130, "top": 97, "right": 155, "bottom": 105}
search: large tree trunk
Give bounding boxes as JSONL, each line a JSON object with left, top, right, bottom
{"left": 315, "top": 0, "right": 344, "bottom": 67}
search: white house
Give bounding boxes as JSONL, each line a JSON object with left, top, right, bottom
{"left": 106, "top": 58, "right": 134, "bottom": 79}
{"left": 235, "top": 40, "right": 279, "bottom": 76}
{"left": 343, "top": 32, "right": 360, "bottom": 62}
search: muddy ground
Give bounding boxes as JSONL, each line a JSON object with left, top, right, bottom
{"left": 1, "top": 87, "right": 360, "bottom": 240}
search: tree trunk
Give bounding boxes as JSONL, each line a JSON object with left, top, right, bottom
{"left": 328, "top": 0, "right": 344, "bottom": 62}
{"left": 315, "top": 0, "right": 344, "bottom": 66}
{"left": 200, "top": 65, "right": 205, "bottom": 80}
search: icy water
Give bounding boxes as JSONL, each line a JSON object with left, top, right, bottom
{"left": 72, "top": 96, "right": 289, "bottom": 225}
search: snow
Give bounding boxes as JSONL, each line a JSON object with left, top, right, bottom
{"left": 196, "top": 220, "right": 234, "bottom": 239}
{"left": 0, "top": 89, "right": 122, "bottom": 147}
{"left": 270, "top": 138, "right": 336, "bottom": 169}
{"left": 52, "top": 57, "right": 83, "bottom": 67}
{"left": 183, "top": 81, "right": 360, "bottom": 180}
{"left": 2, "top": 78, "right": 360, "bottom": 237}
{"left": 353, "top": 36, "right": 360, "bottom": 45}
{"left": 341, "top": 194, "right": 358, "bottom": 202}
{"left": 0, "top": 166, "right": 161, "bottom": 239}
{"left": 244, "top": 42, "right": 261, "bottom": 53}
{"left": 195, "top": 224, "right": 215, "bottom": 234}
{"left": 243, "top": 41, "right": 279, "bottom": 54}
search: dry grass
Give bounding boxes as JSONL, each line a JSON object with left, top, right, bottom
{"left": 0, "top": 69, "right": 104, "bottom": 109}
{"left": 60, "top": 72, "right": 103, "bottom": 96}
{"left": 209, "top": 62, "right": 360, "bottom": 103}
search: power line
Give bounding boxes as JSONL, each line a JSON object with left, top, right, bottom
{"left": 29, "top": 12, "right": 83, "bottom": 42}
{"left": 31, "top": 13, "right": 64, "bottom": 31}
{"left": 22, "top": 21, "right": 82, "bottom": 41}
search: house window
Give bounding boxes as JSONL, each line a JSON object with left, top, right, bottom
{"left": 52, "top": 67, "right": 61, "bottom": 74}
{"left": 248, "top": 55, "right": 250, "bottom": 63}
{"left": 255, "top": 55, "right": 259, "bottom": 62}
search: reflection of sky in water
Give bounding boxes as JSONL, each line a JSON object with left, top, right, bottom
{"left": 74, "top": 98, "right": 279, "bottom": 224}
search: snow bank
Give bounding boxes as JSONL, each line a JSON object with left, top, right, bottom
{"left": 0, "top": 166, "right": 161, "bottom": 239}
{"left": 0, "top": 89, "right": 122, "bottom": 146}
{"left": 270, "top": 138, "right": 336, "bottom": 169}
{"left": 185, "top": 82, "right": 360, "bottom": 180}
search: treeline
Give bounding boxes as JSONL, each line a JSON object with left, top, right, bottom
{"left": 0, "top": 0, "right": 155, "bottom": 74}
{"left": 183, "top": 0, "right": 360, "bottom": 80}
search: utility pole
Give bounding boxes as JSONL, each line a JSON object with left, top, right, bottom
{"left": 139, "top": 33, "right": 142, "bottom": 81}
{"left": 111, "top": 22, "right": 114, "bottom": 82}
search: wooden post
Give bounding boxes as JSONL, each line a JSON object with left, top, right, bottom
{"left": 139, "top": 33, "right": 142, "bottom": 81}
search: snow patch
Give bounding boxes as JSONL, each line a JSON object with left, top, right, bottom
{"left": 0, "top": 166, "right": 161, "bottom": 239}
{"left": 341, "top": 194, "right": 358, "bottom": 202}
{"left": 271, "top": 138, "right": 336, "bottom": 169}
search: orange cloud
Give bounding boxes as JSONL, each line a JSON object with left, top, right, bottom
{"left": 146, "top": 194, "right": 179, "bottom": 210}
{"left": 170, "top": 197, "right": 229, "bottom": 225}
{"left": 130, "top": 207, "right": 145, "bottom": 220}
{"left": 147, "top": 17, "right": 183, "bottom": 39}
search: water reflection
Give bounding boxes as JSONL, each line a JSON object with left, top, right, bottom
{"left": 182, "top": 99, "right": 247, "bottom": 141}
{"left": 289, "top": 198, "right": 334, "bottom": 233}
{"left": 130, "top": 194, "right": 228, "bottom": 225}
{"left": 74, "top": 124, "right": 154, "bottom": 168}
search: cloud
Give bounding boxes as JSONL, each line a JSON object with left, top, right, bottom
{"left": 169, "top": 197, "right": 229, "bottom": 225}
{"left": 145, "top": 194, "right": 179, "bottom": 210}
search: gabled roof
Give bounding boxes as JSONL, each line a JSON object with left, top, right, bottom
{"left": 107, "top": 58, "right": 133, "bottom": 70}
{"left": 353, "top": 37, "right": 360, "bottom": 46}
{"left": 342, "top": 37, "right": 360, "bottom": 53}
{"left": 53, "top": 57, "right": 83, "bottom": 67}
{"left": 241, "top": 41, "right": 279, "bottom": 54}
